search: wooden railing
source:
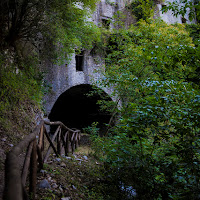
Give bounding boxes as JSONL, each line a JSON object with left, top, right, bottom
{"left": 4, "top": 120, "right": 81, "bottom": 200}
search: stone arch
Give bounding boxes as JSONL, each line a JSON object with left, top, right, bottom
{"left": 48, "top": 84, "right": 113, "bottom": 133}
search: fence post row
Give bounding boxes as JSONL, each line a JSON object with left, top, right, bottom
{"left": 4, "top": 120, "right": 81, "bottom": 200}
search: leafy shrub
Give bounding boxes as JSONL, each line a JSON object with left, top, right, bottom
{"left": 91, "top": 19, "right": 200, "bottom": 199}
{"left": 105, "top": 19, "right": 199, "bottom": 85}
{"left": 128, "top": 0, "right": 155, "bottom": 21}
{"left": 92, "top": 80, "right": 200, "bottom": 199}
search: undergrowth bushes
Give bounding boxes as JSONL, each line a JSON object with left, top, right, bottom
{"left": 0, "top": 55, "right": 43, "bottom": 138}
{"left": 88, "top": 19, "right": 200, "bottom": 199}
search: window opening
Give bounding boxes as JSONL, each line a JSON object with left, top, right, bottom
{"left": 75, "top": 50, "right": 84, "bottom": 71}
{"left": 182, "top": 17, "right": 186, "bottom": 23}
{"left": 102, "top": 19, "right": 110, "bottom": 29}
{"left": 161, "top": 4, "right": 166, "bottom": 9}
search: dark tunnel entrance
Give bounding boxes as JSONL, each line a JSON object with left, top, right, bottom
{"left": 49, "top": 84, "right": 113, "bottom": 134}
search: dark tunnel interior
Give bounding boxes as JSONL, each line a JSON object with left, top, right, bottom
{"left": 48, "top": 84, "right": 112, "bottom": 134}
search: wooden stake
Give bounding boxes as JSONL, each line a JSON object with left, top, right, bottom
{"left": 21, "top": 141, "right": 34, "bottom": 187}
{"left": 57, "top": 129, "right": 61, "bottom": 155}
{"left": 44, "top": 128, "right": 59, "bottom": 159}
{"left": 44, "top": 126, "right": 60, "bottom": 162}
{"left": 37, "top": 145, "right": 43, "bottom": 170}
{"left": 65, "top": 131, "right": 70, "bottom": 156}
{"left": 38, "top": 125, "right": 44, "bottom": 149}
{"left": 29, "top": 139, "right": 37, "bottom": 200}
{"left": 61, "top": 131, "right": 66, "bottom": 155}
{"left": 75, "top": 132, "right": 79, "bottom": 149}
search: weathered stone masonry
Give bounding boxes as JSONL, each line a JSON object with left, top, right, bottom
{"left": 43, "top": 0, "right": 195, "bottom": 129}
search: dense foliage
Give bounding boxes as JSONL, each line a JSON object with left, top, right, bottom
{"left": 0, "top": 0, "right": 100, "bottom": 63}
{"left": 0, "top": 0, "right": 100, "bottom": 137}
{"left": 1, "top": 0, "right": 200, "bottom": 199}
{"left": 128, "top": 0, "right": 156, "bottom": 21}
{"left": 162, "top": 0, "right": 200, "bottom": 23}
{"left": 90, "top": 19, "right": 200, "bottom": 199}
{"left": 186, "top": 23, "right": 200, "bottom": 47}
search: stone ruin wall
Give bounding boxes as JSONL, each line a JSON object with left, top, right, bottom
{"left": 43, "top": 0, "right": 195, "bottom": 116}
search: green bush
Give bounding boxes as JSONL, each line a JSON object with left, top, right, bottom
{"left": 129, "top": 0, "right": 155, "bottom": 21}
{"left": 0, "top": 55, "right": 43, "bottom": 135}
{"left": 91, "top": 19, "right": 200, "bottom": 199}
{"left": 92, "top": 80, "right": 200, "bottom": 199}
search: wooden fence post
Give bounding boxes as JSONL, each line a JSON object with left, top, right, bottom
{"left": 29, "top": 139, "right": 37, "bottom": 200}
{"left": 38, "top": 125, "right": 44, "bottom": 149}
{"left": 75, "top": 132, "right": 79, "bottom": 149}
{"left": 72, "top": 132, "right": 76, "bottom": 154}
{"left": 57, "top": 128, "right": 61, "bottom": 155}
{"left": 78, "top": 132, "right": 81, "bottom": 145}
{"left": 66, "top": 131, "right": 70, "bottom": 155}
{"left": 44, "top": 126, "right": 60, "bottom": 162}
{"left": 21, "top": 141, "right": 34, "bottom": 187}
{"left": 4, "top": 120, "right": 82, "bottom": 200}
{"left": 60, "top": 131, "right": 66, "bottom": 155}
{"left": 37, "top": 145, "right": 43, "bottom": 170}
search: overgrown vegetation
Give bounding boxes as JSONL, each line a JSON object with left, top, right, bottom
{"left": 35, "top": 146, "right": 107, "bottom": 200}
{"left": 0, "top": 55, "right": 43, "bottom": 139}
{"left": 0, "top": 0, "right": 101, "bottom": 138}
{"left": 128, "top": 0, "right": 156, "bottom": 21}
{"left": 1, "top": 0, "right": 200, "bottom": 199}
{"left": 0, "top": 0, "right": 100, "bottom": 63}
{"left": 89, "top": 14, "right": 200, "bottom": 199}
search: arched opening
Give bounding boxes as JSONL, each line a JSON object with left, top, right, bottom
{"left": 49, "top": 84, "right": 113, "bottom": 134}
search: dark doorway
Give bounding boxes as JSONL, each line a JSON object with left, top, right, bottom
{"left": 182, "top": 17, "right": 187, "bottom": 24}
{"left": 49, "top": 84, "right": 113, "bottom": 134}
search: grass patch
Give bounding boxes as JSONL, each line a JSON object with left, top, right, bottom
{"left": 36, "top": 152, "right": 105, "bottom": 200}
{"left": 75, "top": 145, "right": 94, "bottom": 156}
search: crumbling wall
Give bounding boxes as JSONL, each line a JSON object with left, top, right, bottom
{"left": 43, "top": 0, "right": 196, "bottom": 116}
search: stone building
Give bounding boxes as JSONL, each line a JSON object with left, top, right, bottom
{"left": 43, "top": 0, "right": 195, "bottom": 131}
